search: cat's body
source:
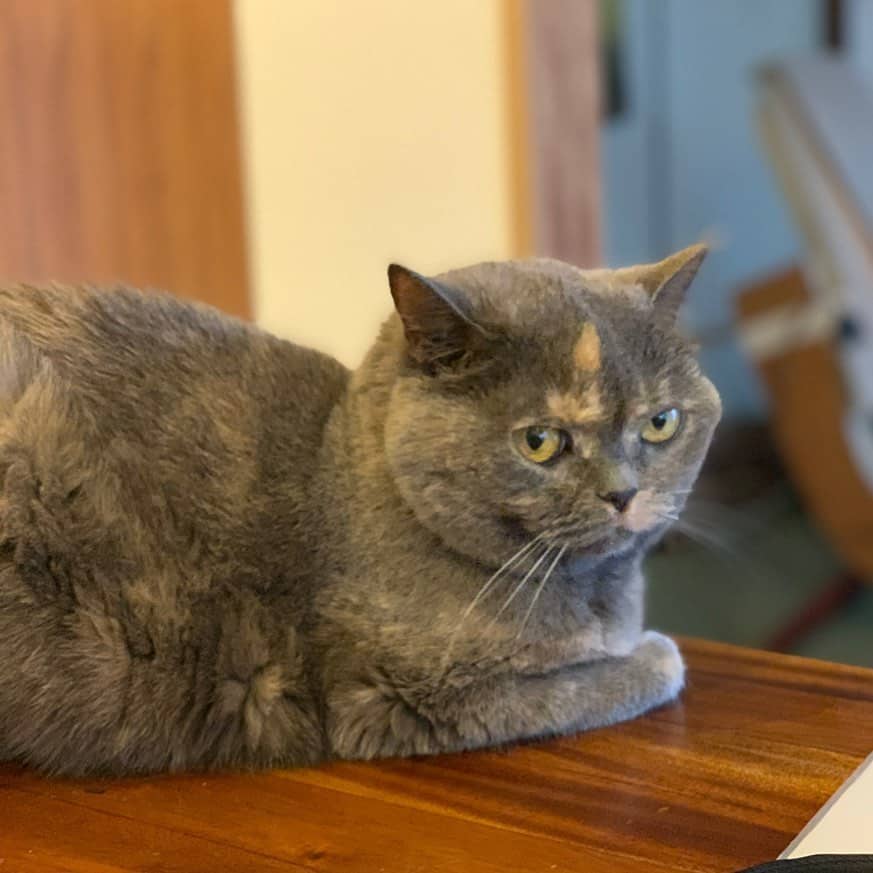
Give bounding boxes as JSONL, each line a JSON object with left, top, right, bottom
{"left": 0, "top": 250, "right": 720, "bottom": 775}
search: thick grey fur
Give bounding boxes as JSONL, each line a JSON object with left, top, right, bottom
{"left": 0, "top": 256, "right": 720, "bottom": 775}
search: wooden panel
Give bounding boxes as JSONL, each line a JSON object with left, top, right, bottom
{"left": 523, "top": 0, "right": 602, "bottom": 267}
{"left": 0, "top": 0, "right": 250, "bottom": 317}
{"left": 3, "top": 639, "right": 872, "bottom": 872}
{"left": 503, "top": 0, "right": 535, "bottom": 257}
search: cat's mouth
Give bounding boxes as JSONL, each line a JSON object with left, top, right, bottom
{"left": 613, "top": 489, "right": 676, "bottom": 533}
{"left": 564, "top": 512, "right": 673, "bottom": 554}
{"left": 499, "top": 501, "right": 675, "bottom": 556}
{"left": 579, "top": 526, "right": 635, "bottom": 554}
{"left": 541, "top": 522, "right": 634, "bottom": 556}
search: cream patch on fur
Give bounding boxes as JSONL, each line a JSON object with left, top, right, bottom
{"left": 505, "top": 493, "right": 541, "bottom": 509}
{"left": 547, "top": 384, "right": 604, "bottom": 425}
{"left": 622, "top": 489, "right": 665, "bottom": 533}
{"left": 573, "top": 323, "right": 601, "bottom": 372}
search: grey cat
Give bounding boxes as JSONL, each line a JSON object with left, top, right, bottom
{"left": 0, "top": 245, "right": 720, "bottom": 776}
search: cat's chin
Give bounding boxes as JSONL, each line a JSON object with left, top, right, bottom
{"left": 576, "top": 530, "right": 636, "bottom": 556}
{"left": 568, "top": 521, "right": 669, "bottom": 559}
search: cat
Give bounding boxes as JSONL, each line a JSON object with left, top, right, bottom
{"left": 0, "top": 245, "right": 720, "bottom": 776}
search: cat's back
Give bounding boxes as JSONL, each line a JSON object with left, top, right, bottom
{"left": 0, "top": 280, "right": 348, "bottom": 427}
{"left": 0, "top": 284, "right": 346, "bottom": 772}
{"left": 0, "top": 282, "right": 347, "bottom": 406}
{"left": 0, "top": 282, "right": 350, "bottom": 577}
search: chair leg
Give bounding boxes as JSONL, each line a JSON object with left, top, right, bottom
{"left": 766, "top": 572, "right": 864, "bottom": 653}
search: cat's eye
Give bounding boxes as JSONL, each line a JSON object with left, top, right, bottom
{"left": 641, "top": 408, "right": 681, "bottom": 444}
{"left": 513, "top": 426, "right": 569, "bottom": 464}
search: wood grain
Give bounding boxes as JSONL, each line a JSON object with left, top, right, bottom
{"left": 503, "top": 0, "right": 535, "bottom": 258}
{"left": 2, "top": 639, "right": 871, "bottom": 872}
{"left": 0, "top": 0, "right": 250, "bottom": 317}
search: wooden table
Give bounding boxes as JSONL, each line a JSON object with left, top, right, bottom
{"left": 2, "top": 639, "right": 872, "bottom": 872}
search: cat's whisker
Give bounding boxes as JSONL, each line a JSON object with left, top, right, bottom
{"left": 680, "top": 498, "right": 767, "bottom": 542}
{"left": 577, "top": 527, "right": 612, "bottom": 547}
{"left": 668, "top": 516, "right": 757, "bottom": 567}
{"left": 667, "top": 511, "right": 783, "bottom": 589}
{"left": 440, "top": 533, "right": 545, "bottom": 674}
{"left": 543, "top": 522, "right": 609, "bottom": 548}
{"left": 459, "top": 534, "right": 544, "bottom": 622}
{"left": 672, "top": 516, "right": 731, "bottom": 547}
{"left": 489, "top": 544, "right": 553, "bottom": 626}
{"left": 516, "top": 544, "right": 566, "bottom": 639}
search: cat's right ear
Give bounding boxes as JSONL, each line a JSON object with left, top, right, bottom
{"left": 388, "top": 264, "right": 481, "bottom": 374}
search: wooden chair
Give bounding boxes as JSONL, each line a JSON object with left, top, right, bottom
{"left": 737, "top": 57, "right": 873, "bottom": 649}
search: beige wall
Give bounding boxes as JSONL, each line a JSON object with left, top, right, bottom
{"left": 234, "top": 0, "right": 514, "bottom": 367}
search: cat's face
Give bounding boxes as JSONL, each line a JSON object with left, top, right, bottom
{"left": 382, "top": 248, "right": 721, "bottom": 568}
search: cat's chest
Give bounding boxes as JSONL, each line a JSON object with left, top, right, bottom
{"left": 451, "top": 597, "right": 641, "bottom": 679}
{"left": 501, "top": 616, "right": 640, "bottom": 674}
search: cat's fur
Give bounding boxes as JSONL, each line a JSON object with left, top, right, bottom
{"left": 0, "top": 247, "right": 720, "bottom": 775}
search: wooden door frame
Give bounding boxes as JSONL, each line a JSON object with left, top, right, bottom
{"left": 504, "top": 0, "right": 601, "bottom": 267}
{"left": 0, "top": 0, "right": 250, "bottom": 317}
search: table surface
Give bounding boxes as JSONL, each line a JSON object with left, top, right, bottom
{"left": 2, "top": 638, "right": 872, "bottom": 873}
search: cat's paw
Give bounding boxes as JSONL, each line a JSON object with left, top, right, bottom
{"left": 632, "top": 630, "right": 685, "bottom": 702}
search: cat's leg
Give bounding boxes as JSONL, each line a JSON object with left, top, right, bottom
{"left": 327, "top": 631, "right": 684, "bottom": 760}
{"left": 0, "top": 441, "right": 323, "bottom": 774}
{"left": 0, "top": 566, "right": 326, "bottom": 775}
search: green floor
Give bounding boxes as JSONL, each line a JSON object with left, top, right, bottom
{"left": 645, "top": 484, "right": 873, "bottom": 668}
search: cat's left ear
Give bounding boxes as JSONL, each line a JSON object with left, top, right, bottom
{"left": 618, "top": 244, "right": 708, "bottom": 326}
{"left": 388, "top": 264, "right": 485, "bottom": 374}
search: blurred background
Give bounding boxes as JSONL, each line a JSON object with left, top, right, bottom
{"left": 1, "top": 0, "right": 871, "bottom": 664}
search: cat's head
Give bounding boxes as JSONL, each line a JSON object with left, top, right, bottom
{"left": 380, "top": 247, "right": 721, "bottom": 568}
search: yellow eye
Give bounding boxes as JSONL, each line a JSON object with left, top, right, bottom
{"left": 641, "top": 408, "right": 681, "bottom": 444}
{"left": 513, "top": 426, "right": 568, "bottom": 464}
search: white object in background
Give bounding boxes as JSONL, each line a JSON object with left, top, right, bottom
{"left": 781, "top": 753, "right": 873, "bottom": 858}
{"left": 737, "top": 300, "right": 835, "bottom": 362}
{"left": 757, "top": 58, "right": 873, "bottom": 499}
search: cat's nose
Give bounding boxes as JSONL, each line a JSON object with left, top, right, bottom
{"left": 598, "top": 488, "right": 638, "bottom": 513}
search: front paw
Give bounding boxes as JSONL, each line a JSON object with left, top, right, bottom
{"left": 632, "top": 630, "right": 685, "bottom": 704}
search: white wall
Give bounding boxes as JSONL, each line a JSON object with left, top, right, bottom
{"left": 234, "top": 0, "right": 514, "bottom": 367}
